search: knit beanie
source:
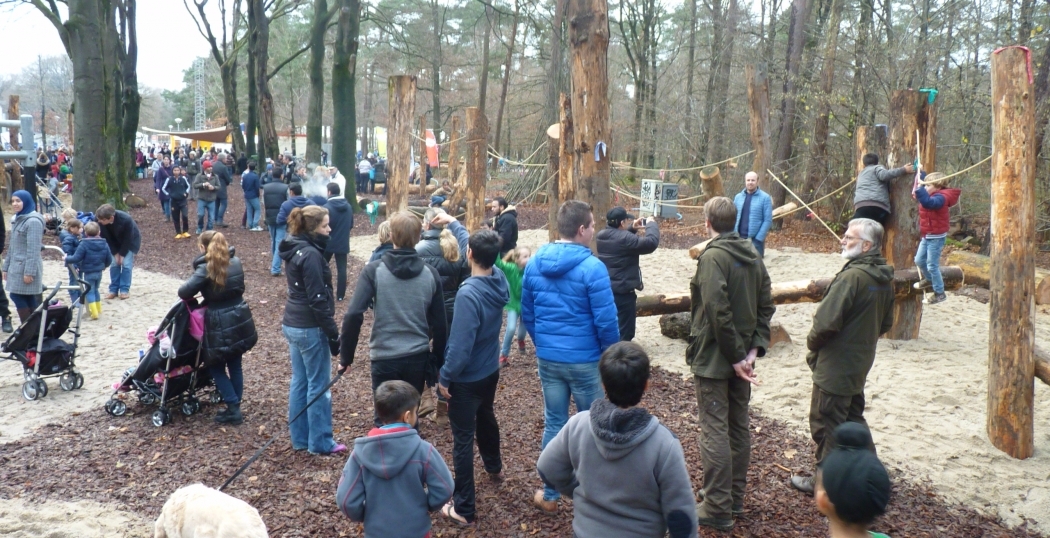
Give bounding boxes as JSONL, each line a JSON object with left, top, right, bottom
{"left": 819, "top": 422, "right": 891, "bottom": 524}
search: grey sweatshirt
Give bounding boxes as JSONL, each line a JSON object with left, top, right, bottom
{"left": 537, "top": 399, "right": 698, "bottom": 538}
{"left": 853, "top": 164, "right": 912, "bottom": 211}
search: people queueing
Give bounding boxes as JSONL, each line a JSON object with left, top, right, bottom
{"left": 489, "top": 197, "right": 518, "bottom": 256}
{"left": 814, "top": 423, "right": 892, "bottom": 538}
{"left": 436, "top": 229, "right": 508, "bottom": 527}
{"left": 95, "top": 203, "right": 141, "bottom": 301}
{"left": 153, "top": 156, "right": 173, "bottom": 223}
{"left": 733, "top": 171, "right": 774, "bottom": 257}
{"left": 274, "top": 183, "right": 316, "bottom": 277}
{"left": 340, "top": 211, "right": 448, "bottom": 427}
{"left": 212, "top": 154, "right": 234, "bottom": 227}
{"left": 596, "top": 207, "right": 660, "bottom": 342}
{"left": 690, "top": 196, "right": 775, "bottom": 532}
{"left": 494, "top": 246, "right": 530, "bottom": 368}
{"left": 522, "top": 200, "right": 620, "bottom": 513}
{"left": 4, "top": 191, "right": 45, "bottom": 322}
{"left": 913, "top": 172, "right": 961, "bottom": 305}
{"left": 852, "top": 153, "right": 916, "bottom": 225}
{"left": 537, "top": 342, "right": 698, "bottom": 538}
{"left": 323, "top": 182, "right": 354, "bottom": 302}
{"left": 194, "top": 161, "right": 221, "bottom": 234}
{"left": 162, "top": 166, "right": 193, "bottom": 239}
{"left": 241, "top": 161, "right": 263, "bottom": 232}
{"left": 64, "top": 222, "right": 112, "bottom": 321}
{"left": 263, "top": 168, "right": 290, "bottom": 276}
{"left": 790, "top": 218, "right": 894, "bottom": 494}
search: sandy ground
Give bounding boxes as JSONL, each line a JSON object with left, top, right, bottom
{"left": 0, "top": 256, "right": 184, "bottom": 537}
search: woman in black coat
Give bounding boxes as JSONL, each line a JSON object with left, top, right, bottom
{"left": 178, "top": 231, "right": 258, "bottom": 425}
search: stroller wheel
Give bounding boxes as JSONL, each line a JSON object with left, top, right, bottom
{"left": 152, "top": 409, "right": 171, "bottom": 427}
{"left": 139, "top": 392, "right": 158, "bottom": 406}
{"left": 209, "top": 392, "right": 222, "bottom": 405}
{"left": 181, "top": 401, "right": 197, "bottom": 416}
{"left": 23, "top": 370, "right": 32, "bottom": 381}
{"left": 106, "top": 399, "right": 127, "bottom": 416}
{"left": 36, "top": 380, "right": 48, "bottom": 399}
{"left": 74, "top": 373, "right": 84, "bottom": 390}
{"left": 60, "top": 373, "right": 76, "bottom": 391}
{"left": 21, "top": 381, "right": 39, "bottom": 401}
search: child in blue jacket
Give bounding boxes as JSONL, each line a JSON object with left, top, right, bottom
{"left": 65, "top": 222, "right": 114, "bottom": 320}
{"left": 59, "top": 220, "right": 83, "bottom": 305}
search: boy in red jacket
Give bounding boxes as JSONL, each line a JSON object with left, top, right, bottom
{"left": 913, "top": 172, "right": 961, "bottom": 304}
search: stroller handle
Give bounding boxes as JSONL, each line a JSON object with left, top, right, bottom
{"left": 41, "top": 245, "right": 89, "bottom": 290}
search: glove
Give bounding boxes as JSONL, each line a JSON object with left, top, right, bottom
{"left": 329, "top": 337, "right": 340, "bottom": 357}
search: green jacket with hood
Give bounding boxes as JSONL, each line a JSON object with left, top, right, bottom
{"left": 687, "top": 232, "right": 775, "bottom": 379}
{"left": 806, "top": 251, "right": 895, "bottom": 396}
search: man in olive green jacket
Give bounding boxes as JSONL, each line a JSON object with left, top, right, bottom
{"left": 790, "top": 218, "right": 894, "bottom": 495}
{"left": 688, "top": 197, "right": 775, "bottom": 531}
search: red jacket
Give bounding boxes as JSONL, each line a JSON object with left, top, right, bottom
{"left": 916, "top": 187, "right": 961, "bottom": 236}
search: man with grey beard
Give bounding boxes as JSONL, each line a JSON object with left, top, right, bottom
{"left": 790, "top": 218, "right": 894, "bottom": 495}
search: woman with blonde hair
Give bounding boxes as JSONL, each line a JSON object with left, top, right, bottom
{"left": 178, "top": 231, "right": 257, "bottom": 424}
{"left": 277, "top": 205, "right": 345, "bottom": 455}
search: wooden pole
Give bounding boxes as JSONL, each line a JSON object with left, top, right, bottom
{"left": 746, "top": 63, "right": 771, "bottom": 191}
{"left": 7, "top": 96, "right": 24, "bottom": 194}
{"left": 546, "top": 124, "right": 560, "bottom": 243}
{"left": 885, "top": 89, "right": 936, "bottom": 340}
{"left": 557, "top": 92, "right": 575, "bottom": 239}
{"left": 854, "top": 125, "right": 888, "bottom": 182}
{"left": 568, "top": 0, "right": 611, "bottom": 248}
{"left": 465, "top": 106, "right": 489, "bottom": 231}
{"left": 448, "top": 114, "right": 461, "bottom": 183}
{"left": 419, "top": 113, "right": 428, "bottom": 185}
{"left": 387, "top": 75, "right": 416, "bottom": 214}
{"left": 988, "top": 46, "right": 1036, "bottom": 460}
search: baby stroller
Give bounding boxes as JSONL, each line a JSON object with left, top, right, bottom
{"left": 36, "top": 176, "right": 65, "bottom": 235}
{"left": 1, "top": 246, "right": 87, "bottom": 400}
{"left": 104, "top": 300, "right": 217, "bottom": 427}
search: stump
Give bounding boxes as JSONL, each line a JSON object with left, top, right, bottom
{"left": 699, "top": 166, "right": 725, "bottom": 200}
{"left": 124, "top": 194, "right": 147, "bottom": 208}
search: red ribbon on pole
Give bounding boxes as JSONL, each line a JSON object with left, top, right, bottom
{"left": 992, "top": 45, "right": 1033, "bottom": 85}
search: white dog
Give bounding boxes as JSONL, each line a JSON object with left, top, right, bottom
{"left": 154, "top": 483, "right": 269, "bottom": 538}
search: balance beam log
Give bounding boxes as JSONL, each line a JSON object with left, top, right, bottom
{"left": 772, "top": 202, "right": 797, "bottom": 220}
{"left": 1036, "top": 348, "right": 1050, "bottom": 386}
{"left": 636, "top": 266, "right": 963, "bottom": 316}
{"left": 945, "top": 250, "right": 1050, "bottom": 304}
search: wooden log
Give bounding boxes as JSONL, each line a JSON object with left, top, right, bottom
{"left": 772, "top": 202, "right": 797, "bottom": 220}
{"left": 658, "top": 312, "right": 791, "bottom": 348}
{"left": 365, "top": 202, "right": 461, "bottom": 219}
{"left": 7, "top": 95, "right": 23, "bottom": 194}
{"left": 885, "top": 89, "right": 936, "bottom": 340}
{"left": 944, "top": 250, "right": 1050, "bottom": 304}
{"left": 568, "top": 0, "right": 611, "bottom": 249}
{"left": 699, "top": 166, "right": 725, "bottom": 200}
{"left": 988, "top": 47, "right": 1036, "bottom": 460}
{"left": 387, "top": 75, "right": 416, "bottom": 214}
{"left": 465, "top": 107, "right": 489, "bottom": 231}
{"left": 854, "top": 125, "right": 888, "bottom": 181}
{"left": 635, "top": 267, "right": 964, "bottom": 316}
{"left": 448, "top": 115, "right": 461, "bottom": 186}
{"left": 746, "top": 64, "right": 772, "bottom": 192}
{"left": 371, "top": 183, "right": 437, "bottom": 195}
{"left": 688, "top": 238, "right": 713, "bottom": 260}
{"left": 555, "top": 92, "right": 575, "bottom": 241}
{"left": 547, "top": 126, "right": 560, "bottom": 243}
{"left": 1035, "top": 348, "right": 1050, "bottom": 386}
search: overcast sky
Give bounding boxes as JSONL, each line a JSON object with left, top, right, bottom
{"left": 0, "top": 2, "right": 216, "bottom": 91}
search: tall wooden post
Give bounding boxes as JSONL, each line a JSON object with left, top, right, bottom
{"left": 746, "top": 64, "right": 771, "bottom": 191}
{"left": 465, "top": 107, "right": 489, "bottom": 231}
{"left": 419, "top": 114, "right": 428, "bottom": 185}
{"left": 387, "top": 76, "right": 416, "bottom": 214}
{"left": 988, "top": 46, "right": 1036, "bottom": 460}
{"left": 854, "top": 125, "right": 888, "bottom": 178}
{"left": 885, "top": 90, "right": 937, "bottom": 340}
{"left": 568, "top": 0, "right": 611, "bottom": 246}
{"left": 448, "top": 114, "right": 461, "bottom": 183}
{"left": 7, "top": 96, "right": 24, "bottom": 194}
{"left": 546, "top": 126, "right": 560, "bottom": 243}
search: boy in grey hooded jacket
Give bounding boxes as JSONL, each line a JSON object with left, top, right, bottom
{"left": 852, "top": 153, "right": 916, "bottom": 224}
{"left": 537, "top": 342, "right": 698, "bottom": 538}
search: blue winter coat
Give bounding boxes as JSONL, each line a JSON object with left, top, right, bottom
{"left": 521, "top": 242, "right": 620, "bottom": 364}
{"left": 66, "top": 236, "right": 113, "bottom": 274}
{"left": 59, "top": 230, "right": 80, "bottom": 257}
{"left": 732, "top": 188, "right": 773, "bottom": 242}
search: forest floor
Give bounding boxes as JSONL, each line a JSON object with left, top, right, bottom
{"left": 0, "top": 182, "right": 1044, "bottom": 537}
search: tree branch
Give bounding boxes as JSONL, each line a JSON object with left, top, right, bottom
{"left": 29, "top": 0, "right": 70, "bottom": 55}
{"left": 267, "top": 42, "right": 312, "bottom": 79}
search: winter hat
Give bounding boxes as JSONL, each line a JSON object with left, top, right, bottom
{"left": 819, "top": 422, "right": 891, "bottom": 524}
{"left": 12, "top": 190, "right": 36, "bottom": 215}
{"left": 203, "top": 161, "right": 213, "bottom": 170}
{"left": 606, "top": 206, "right": 634, "bottom": 228}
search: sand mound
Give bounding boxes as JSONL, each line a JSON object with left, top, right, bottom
{"left": 0, "top": 498, "right": 147, "bottom": 538}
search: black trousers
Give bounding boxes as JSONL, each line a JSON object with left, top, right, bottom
{"left": 324, "top": 252, "right": 348, "bottom": 300}
{"left": 0, "top": 285, "right": 10, "bottom": 320}
{"left": 809, "top": 384, "right": 875, "bottom": 464}
{"left": 613, "top": 292, "right": 637, "bottom": 341}
{"left": 448, "top": 370, "right": 502, "bottom": 522}
{"left": 851, "top": 206, "right": 889, "bottom": 226}
{"left": 171, "top": 199, "right": 189, "bottom": 234}
{"left": 370, "top": 352, "right": 429, "bottom": 426}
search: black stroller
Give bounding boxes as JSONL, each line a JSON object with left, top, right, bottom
{"left": 105, "top": 299, "right": 217, "bottom": 427}
{"left": 1, "top": 246, "right": 87, "bottom": 400}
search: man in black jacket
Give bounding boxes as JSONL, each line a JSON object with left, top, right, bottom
{"left": 324, "top": 182, "right": 354, "bottom": 301}
{"left": 489, "top": 197, "right": 517, "bottom": 256}
{"left": 211, "top": 154, "right": 233, "bottom": 227}
{"left": 96, "top": 204, "right": 142, "bottom": 300}
{"left": 263, "top": 169, "right": 289, "bottom": 276}
{"left": 596, "top": 207, "right": 660, "bottom": 341}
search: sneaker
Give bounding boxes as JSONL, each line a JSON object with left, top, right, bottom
{"left": 925, "top": 292, "right": 947, "bottom": 305}
{"left": 499, "top": 355, "right": 509, "bottom": 369}
{"left": 195, "top": 228, "right": 202, "bottom": 235}
{"left": 790, "top": 475, "right": 815, "bottom": 495}
{"left": 175, "top": 233, "right": 184, "bottom": 240}
{"left": 697, "top": 516, "right": 734, "bottom": 532}
{"left": 532, "top": 490, "right": 558, "bottom": 513}
{"left": 105, "top": 293, "right": 118, "bottom": 300}
{"left": 119, "top": 293, "right": 130, "bottom": 300}
{"left": 271, "top": 272, "right": 283, "bottom": 277}
{"left": 251, "top": 227, "right": 264, "bottom": 232}
{"left": 697, "top": 489, "right": 744, "bottom": 516}
{"left": 182, "top": 232, "right": 191, "bottom": 238}
{"left": 913, "top": 279, "right": 932, "bottom": 290}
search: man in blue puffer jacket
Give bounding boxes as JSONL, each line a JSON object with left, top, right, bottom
{"left": 732, "top": 172, "right": 773, "bottom": 257}
{"left": 522, "top": 200, "right": 619, "bottom": 513}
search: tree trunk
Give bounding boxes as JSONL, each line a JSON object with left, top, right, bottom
{"left": 305, "top": 0, "right": 330, "bottom": 164}
{"left": 6, "top": 96, "right": 23, "bottom": 193}
{"left": 251, "top": 0, "right": 279, "bottom": 162}
{"left": 538, "top": 0, "right": 569, "bottom": 155}
{"left": 705, "top": 0, "right": 738, "bottom": 164}
{"left": 245, "top": 17, "right": 258, "bottom": 158}
{"left": 885, "top": 90, "right": 936, "bottom": 340}
{"left": 428, "top": 1, "right": 445, "bottom": 133}
{"left": 771, "top": 0, "right": 812, "bottom": 209}
{"left": 547, "top": 130, "right": 560, "bottom": 243}
{"left": 447, "top": 114, "right": 461, "bottom": 183}
{"left": 118, "top": 0, "right": 140, "bottom": 191}
{"left": 854, "top": 125, "right": 887, "bottom": 180}
{"left": 699, "top": 166, "right": 724, "bottom": 200}
{"left": 988, "top": 47, "right": 1037, "bottom": 460}
{"left": 568, "top": 0, "right": 611, "bottom": 250}
{"left": 683, "top": 0, "right": 698, "bottom": 167}
{"left": 220, "top": 61, "right": 246, "bottom": 154}
{"left": 800, "top": 0, "right": 842, "bottom": 205}
{"left": 746, "top": 63, "right": 771, "bottom": 191}
{"left": 550, "top": 92, "right": 575, "bottom": 242}
{"left": 465, "top": 107, "right": 489, "bottom": 231}
{"left": 493, "top": 1, "right": 519, "bottom": 157}
{"left": 478, "top": 4, "right": 493, "bottom": 115}
{"left": 331, "top": 0, "right": 359, "bottom": 209}
{"left": 387, "top": 75, "right": 416, "bottom": 214}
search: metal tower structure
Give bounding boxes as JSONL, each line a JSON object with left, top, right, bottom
{"left": 194, "top": 58, "right": 206, "bottom": 131}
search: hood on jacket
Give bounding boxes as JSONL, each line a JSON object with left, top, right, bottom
{"left": 934, "top": 188, "right": 962, "bottom": 207}
{"left": 462, "top": 266, "right": 510, "bottom": 308}
{"left": 500, "top": 205, "right": 517, "bottom": 216}
{"left": 352, "top": 429, "right": 420, "bottom": 478}
{"left": 706, "top": 232, "right": 759, "bottom": 265}
{"left": 278, "top": 234, "right": 324, "bottom": 262}
{"left": 533, "top": 242, "right": 593, "bottom": 278}
{"left": 588, "top": 398, "right": 660, "bottom": 461}
{"left": 327, "top": 196, "right": 351, "bottom": 214}
{"left": 287, "top": 196, "right": 312, "bottom": 209}
{"left": 381, "top": 248, "right": 426, "bottom": 279}
{"left": 842, "top": 251, "right": 894, "bottom": 284}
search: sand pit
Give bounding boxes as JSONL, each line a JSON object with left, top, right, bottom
{"left": 0, "top": 498, "right": 147, "bottom": 538}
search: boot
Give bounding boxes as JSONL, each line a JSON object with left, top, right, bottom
{"left": 432, "top": 400, "right": 449, "bottom": 427}
{"left": 215, "top": 402, "right": 243, "bottom": 425}
{"left": 418, "top": 387, "right": 437, "bottom": 418}
{"left": 89, "top": 302, "right": 100, "bottom": 320}
{"left": 1, "top": 317, "right": 12, "bottom": 333}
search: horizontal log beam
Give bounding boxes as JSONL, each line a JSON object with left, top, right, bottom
{"left": 946, "top": 250, "right": 1050, "bottom": 304}
{"left": 637, "top": 266, "right": 963, "bottom": 317}
{"left": 1033, "top": 348, "right": 1050, "bottom": 386}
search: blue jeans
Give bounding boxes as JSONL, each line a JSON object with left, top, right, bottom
{"left": 431, "top": 195, "right": 446, "bottom": 207}
{"left": 283, "top": 325, "right": 336, "bottom": 454}
{"left": 108, "top": 250, "right": 135, "bottom": 294}
{"left": 915, "top": 236, "right": 947, "bottom": 294}
{"left": 269, "top": 224, "right": 287, "bottom": 275}
{"left": 216, "top": 197, "right": 228, "bottom": 224}
{"left": 82, "top": 271, "right": 101, "bottom": 304}
{"left": 245, "top": 197, "right": 261, "bottom": 228}
{"left": 67, "top": 269, "right": 81, "bottom": 304}
{"left": 500, "top": 309, "right": 527, "bottom": 356}
{"left": 537, "top": 358, "right": 603, "bottom": 501}
{"left": 210, "top": 354, "right": 244, "bottom": 404}
{"left": 161, "top": 199, "right": 171, "bottom": 220}
{"left": 197, "top": 199, "right": 216, "bottom": 231}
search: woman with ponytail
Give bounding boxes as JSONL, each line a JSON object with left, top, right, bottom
{"left": 277, "top": 205, "right": 346, "bottom": 455}
{"left": 178, "top": 231, "right": 258, "bottom": 425}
